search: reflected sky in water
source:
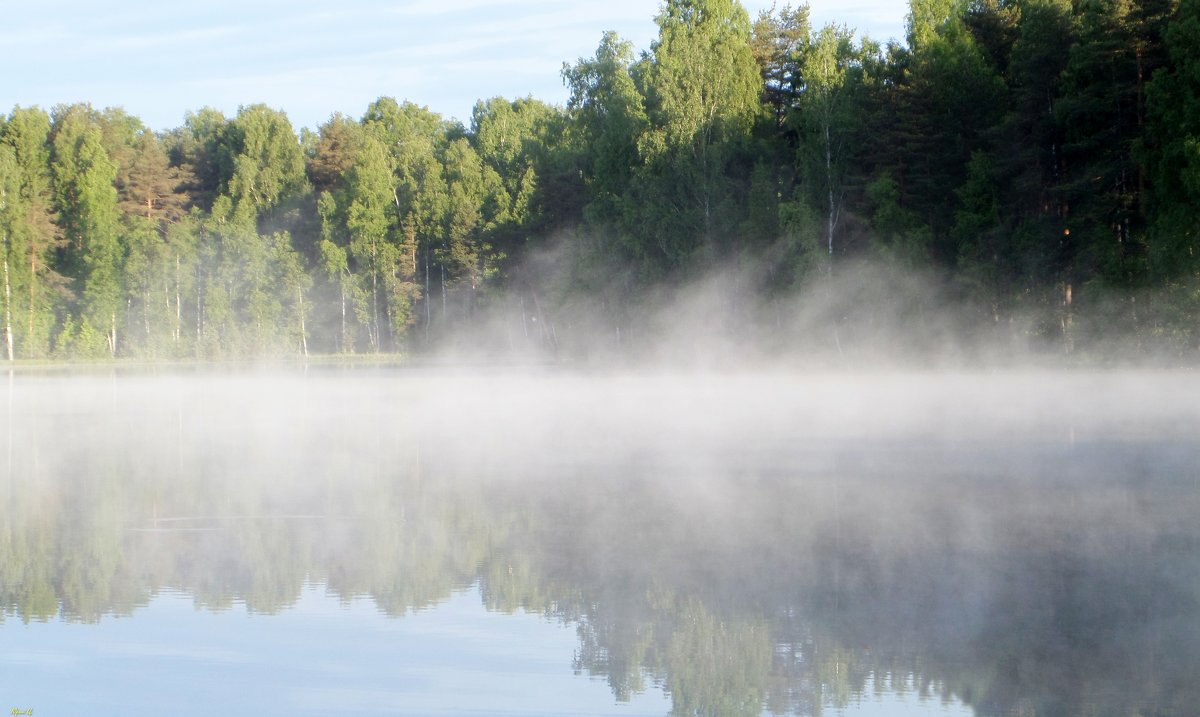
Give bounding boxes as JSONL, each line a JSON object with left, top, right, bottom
{"left": 2, "top": 583, "right": 976, "bottom": 717}
{"left": 1, "top": 585, "right": 673, "bottom": 716}
{"left": 1, "top": 368, "right": 1197, "bottom": 716}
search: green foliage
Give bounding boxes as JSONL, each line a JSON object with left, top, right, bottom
{"left": 953, "top": 150, "right": 1009, "bottom": 300}
{"left": 165, "top": 107, "right": 228, "bottom": 211}
{"left": 1056, "top": 0, "right": 1170, "bottom": 288}
{"left": 563, "top": 31, "right": 650, "bottom": 254}
{"left": 0, "top": 143, "right": 20, "bottom": 358}
{"left": 665, "top": 598, "right": 771, "bottom": 716}
{"left": 346, "top": 132, "right": 396, "bottom": 349}
{"left": 0, "top": 0, "right": 1198, "bottom": 359}
{"left": 0, "top": 105, "right": 64, "bottom": 359}
{"left": 223, "top": 104, "right": 308, "bottom": 226}
{"left": 908, "top": 0, "right": 968, "bottom": 48}
{"left": 470, "top": 96, "right": 570, "bottom": 259}
{"left": 629, "top": 0, "right": 764, "bottom": 269}
{"left": 307, "top": 113, "right": 363, "bottom": 195}
{"left": 645, "top": 0, "right": 762, "bottom": 148}
{"left": 51, "top": 105, "right": 124, "bottom": 355}
{"left": 796, "top": 23, "right": 869, "bottom": 262}
{"left": 1145, "top": 0, "right": 1200, "bottom": 279}
{"left": 442, "top": 137, "right": 505, "bottom": 293}
{"left": 866, "top": 174, "right": 933, "bottom": 266}
{"left": 750, "top": 4, "right": 810, "bottom": 124}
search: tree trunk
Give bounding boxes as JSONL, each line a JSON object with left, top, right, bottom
{"left": 297, "top": 285, "right": 308, "bottom": 357}
{"left": 1062, "top": 282, "right": 1074, "bottom": 353}
{"left": 824, "top": 119, "right": 843, "bottom": 357}
{"left": 196, "top": 266, "right": 203, "bottom": 350}
{"left": 174, "top": 254, "right": 182, "bottom": 346}
{"left": 825, "top": 122, "right": 837, "bottom": 267}
{"left": 3, "top": 252, "right": 13, "bottom": 361}
{"left": 339, "top": 278, "right": 347, "bottom": 353}
{"left": 424, "top": 250, "right": 431, "bottom": 343}
{"left": 143, "top": 289, "right": 152, "bottom": 348}
{"left": 28, "top": 254, "right": 36, "bottom": 358}
{"left": 370, "top": 245, "right": 380, "bottom": 353}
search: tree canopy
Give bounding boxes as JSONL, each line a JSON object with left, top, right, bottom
{"left": 1, "top": 0, "right": 1198, "bottom": 360}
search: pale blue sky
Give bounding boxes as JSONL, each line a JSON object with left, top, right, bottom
{"left": 0, "top": 584, "right": 974, "bottom": 715}
{"left": 0, "top": 585, "right": 674, "bottom": 716}
{"left": 2, "top": 0, "right": 909, "bottom": 133}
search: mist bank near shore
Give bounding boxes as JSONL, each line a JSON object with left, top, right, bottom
{"left": 422, "top": 257, "right": 1198, "bottom": 370}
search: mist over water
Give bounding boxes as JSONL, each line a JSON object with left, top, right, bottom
{"left": 425, "top": 257, "right": 1191, "bottom": 372}
{"left": 1, "top": 364, "right": 1198, "bottom": 716}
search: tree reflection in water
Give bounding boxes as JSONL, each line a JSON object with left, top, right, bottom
{"left": 1, "top": 369, "right": 1197, "bottom": 716}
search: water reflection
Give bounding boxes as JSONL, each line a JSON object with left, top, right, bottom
{"left": 1, "top": 369, "right": 1197, "bottom": 716}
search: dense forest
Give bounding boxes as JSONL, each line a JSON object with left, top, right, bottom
{"left": 1, "top": 0, "right": 1198, "bottom": 360}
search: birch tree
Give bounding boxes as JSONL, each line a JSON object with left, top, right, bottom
{"left": 799, "top": 24, "right": 859, "bottom": 268}
{"left": 638, "top": 0, "right": 762, "bottom": 267}
{"left": 2, "top": 108, "right": 64, "bottom": 357}
{"left": 364, "top": 98, "right": 448, "bottom": 339}
{"left": 0, "top": 145, "right": 18, "bottom": 360}
{"left": 345, "top": 133, "right": 396, "bottom": 350}
{"left": 563, "top": 31, "right": 649, "bottom": 251}
{"left": 223, "top": 104, "right": 307, "bottom": 227}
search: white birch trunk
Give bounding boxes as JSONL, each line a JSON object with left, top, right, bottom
{"left": 825, "top": 122, "right": 836, "bottom": 267}
{"left": 174, "top": 254, "right": 182, "bottom": 345}
{"left": 297, "top": 286, "right": 308, "bottom": 357}
{"left": 3, "top": 253, "right": 13, "bottom": 361}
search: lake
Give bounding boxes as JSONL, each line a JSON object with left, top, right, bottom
{"left": 1, "top": 367, "right": 1197, "bottom": 716}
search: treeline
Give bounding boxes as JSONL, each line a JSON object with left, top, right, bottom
{"left": 2, "top": 0, "right": 1199, "bottom": 360}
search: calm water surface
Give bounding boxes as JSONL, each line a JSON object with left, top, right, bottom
{"left": 1, "top": 368, "right": 1196, "bottom": 716}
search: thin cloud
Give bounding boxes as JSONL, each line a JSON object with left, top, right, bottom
{"left": 93, "top": 25, "right": 247, "bottom": 54}
{"left": 386, "top": 0, "right": 561, "bottom": 18}
{"left": 3, "top": 0, "right": 910, "bottom": 130}
{"left": 0, "top": 27, "right": 70, "bottom": 49}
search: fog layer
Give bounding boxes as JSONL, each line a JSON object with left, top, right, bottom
{"left": 2, "top": 368, "right": 1197, "bottom": 716}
